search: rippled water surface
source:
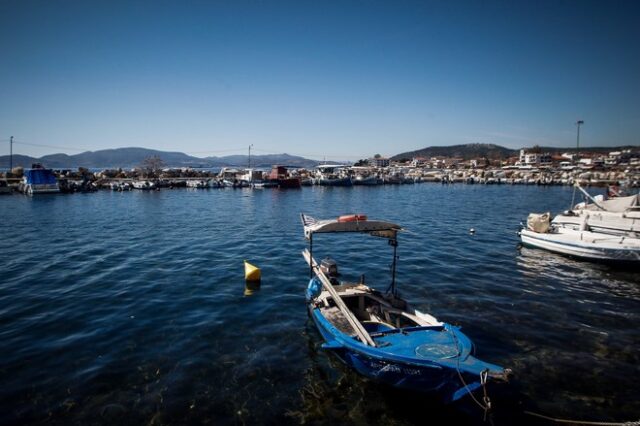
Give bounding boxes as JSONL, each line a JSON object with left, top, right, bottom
{"left": 1, "top": 185, "right": 638, "bottom": 425}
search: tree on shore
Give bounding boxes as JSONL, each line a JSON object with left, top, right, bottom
{"left": 140, "top": 155, "right": 165, "bottom": 178}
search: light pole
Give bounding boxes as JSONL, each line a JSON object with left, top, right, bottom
{"left": 570, "top": 120, "right": 584, "bottom": 209}
{"left": 575, "top": 120, "right": 584, "bottom": 165}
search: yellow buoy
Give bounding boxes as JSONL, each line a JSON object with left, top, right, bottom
{"left": 244, "top": 260, "right": 261, "bottom": 282}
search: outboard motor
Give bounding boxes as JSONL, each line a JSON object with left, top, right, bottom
{"left": 320, "top": 258, "right": 340, "bottom": 285}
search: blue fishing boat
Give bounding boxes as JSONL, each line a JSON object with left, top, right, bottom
{"left": 301, "top": 213, "right": 511, "bottom": 404}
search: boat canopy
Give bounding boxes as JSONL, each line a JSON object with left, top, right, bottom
{"left": 301, "top": 213, "right": 401, "bottom": 240}
{"left": 24, "top": 169, "right": 57, "bottom": 185}
{"left": 582, "top": 194, "right": 639, "bottom": 213}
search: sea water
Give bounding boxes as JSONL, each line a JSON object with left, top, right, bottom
{"left": 0, "top": 185, "right": 638, "bottom": 425}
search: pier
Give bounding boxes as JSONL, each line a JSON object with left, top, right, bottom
{"left": 2, "top": 161, "right": 639, "bottom": 195}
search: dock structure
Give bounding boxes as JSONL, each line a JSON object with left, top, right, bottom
{"left": 2, "top": 152, "right": 639, "bottom": 193}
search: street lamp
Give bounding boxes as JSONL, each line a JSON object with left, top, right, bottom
{"left": 575, "top": 120, "right": 584, "bottom": 164}
{"left": 570, "top": 120, "right": 584, "bottom": 209}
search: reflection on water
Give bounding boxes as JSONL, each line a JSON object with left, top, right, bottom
{"left": 244, "top": 280, "right": 261, "bottom": 296}
{"left": 0, "top": 185, "right": 638, "bottom": 425}
{"left": 517, "top": 246, "right": 640, "bottom": 298}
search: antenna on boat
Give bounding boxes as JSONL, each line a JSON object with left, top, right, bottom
{"left": 9, "top": 136, "right": 13, "bottom": 172}
{"left": 248, "top": 144, "right": 253, "bottom": 169}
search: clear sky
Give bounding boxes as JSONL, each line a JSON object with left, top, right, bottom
{"left": 1, "top": 0, "right": 639, "bottom": 160}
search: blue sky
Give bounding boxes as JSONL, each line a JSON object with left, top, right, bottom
{"left": 1, "top": 0, "right": 638, "bottom": 160}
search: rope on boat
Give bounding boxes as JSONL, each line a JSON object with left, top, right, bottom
{"left": 524, "top": 411, "right": 640, "bottom": 426}
{"left": 449, "top": 327, "right": 493, "bottom": 422}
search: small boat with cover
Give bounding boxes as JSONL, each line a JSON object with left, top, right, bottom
{"left": 300, "top": 213, "right": 511, "bottom": 404}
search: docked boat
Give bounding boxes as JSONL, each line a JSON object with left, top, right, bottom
{"left": 353, "top": 174, "right": 381, "bottom": 186}
{"left": 300, "top": 214, "right": 510, "bottom": 404}
{"left": 269, "top": 165, "right": 301, "bottom": 189}
{"left": 186, "top": 179, "right": 209, "bottom": 188}
{"left": 0, "top": 179, "right": 12, "bottom": 194}
{"left": 252, "top": 180, "right": 278, "bottom": 189}
{"left": 20, "top": 165, "right": 60, "bottom": 195}
{"left": 132, "top": 180, "right": 156, "bottom": 190}
{"left": 314, "top": 165, "right": 352, "bottom": 186}
{"left": 520, "top": 185, "right": 640, "bottom": 264}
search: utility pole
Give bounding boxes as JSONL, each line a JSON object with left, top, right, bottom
{"left": 9, "top": 136, "right": 13, "bottom": 172}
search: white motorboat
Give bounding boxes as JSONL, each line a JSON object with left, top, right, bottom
{"left": 552, "top": 193, "right": 640, "bottom": 237}
{"left": 520, "top": 186, "right": 640, "bottom": 264}
{"left": 186, "top": 179, "right": 209, "bottom": 188}
{"left": 520, "top": 226, "right": 640, "bottom": 263}
{"left": 132, "top": 180, "right": 156, "bottom": 190}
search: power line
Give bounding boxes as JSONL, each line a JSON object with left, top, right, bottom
{"left": 11, "top": 139, "right": 89, "bottom": 152}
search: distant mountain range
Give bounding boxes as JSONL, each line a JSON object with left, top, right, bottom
{"left": 2, "top": 144, "right": 637, "bottom": 170}
{"left": 391, "top": 143, "right": 638, "bottom": 161}
{"left": 391, "top": 144, "right": 515, "bottom": 161}
{"left": 0, "top": 147, "right": 320, "bottom": 169}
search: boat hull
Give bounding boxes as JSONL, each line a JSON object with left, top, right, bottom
{"left": 308, "top": 306, "right": 502, "bottom": 403}
{"left": 317, "top": 177, "right": 352, "bottom": 186}
{"left": 353, "top": 177, "right": 381, "bottom": 186}
{"left": 520, "top": 228, "right": 640, "bottom": 263}
{"left": 278, "top": 178, "right": 301, "bottom": 189}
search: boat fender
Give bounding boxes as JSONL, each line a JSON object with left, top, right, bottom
{"left": 338, "top": 214, "right": 367, "bottom": 222}
{"left": 306, "top": 277, "right": 322, "bottom": 301}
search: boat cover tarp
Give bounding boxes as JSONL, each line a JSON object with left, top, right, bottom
{"left": 301, "top": 213, "right": 401, "bottom": 239}
{"left": 25, "top": 169, "right": 57, "bottom": 185}
{"left": 583, "top": 194, "right": 639, "bottom": 213}
{"left": 527, "top": 212, "right": 551, "bottom": 233}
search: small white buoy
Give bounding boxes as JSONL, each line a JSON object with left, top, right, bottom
{"left": 469, "top": 228, "right": 475, "bottom": 234}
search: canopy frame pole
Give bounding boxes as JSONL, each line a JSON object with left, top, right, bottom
{"left": 387, "top": 238, "right": 398, "bottom": 296}
{"left": 574, "top": 183, "right": 607, "bottom": 211}
{"left": 302, "top": 248, "right": 376, "bottom": 347}
{"left": 309, "top": 234, "right": 313, "bottom": 278}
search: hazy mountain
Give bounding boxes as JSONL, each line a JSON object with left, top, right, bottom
{"left": 392, "top": 144, "right": 517, "bottom": 161}
{"left": 209, "top": 153, "right": 319, "bottom": 168}
{"left": 391, "top": 143, "right": 638, "bottom": 161}
{"left": 0, "top": 154, "right": 40, "bottom": 169}
{"left": 0, "top": 147, "right": 320, "bottom": 169}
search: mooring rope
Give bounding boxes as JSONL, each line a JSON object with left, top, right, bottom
{"left": 447, "top": 327, "right": 639, "bottom": 426}
{"left": 524, "top": 410, "right": 640, "bottom": 426}
{"left": 449, "top": 327, "right": 493, "bottom": 422}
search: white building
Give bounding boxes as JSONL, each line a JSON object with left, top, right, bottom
{"left": 370, "top": 157, "right": 390, "bottom": 167}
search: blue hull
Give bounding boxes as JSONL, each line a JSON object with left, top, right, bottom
{"left": 309, "top": 305, "right": 505, "bottom": 403}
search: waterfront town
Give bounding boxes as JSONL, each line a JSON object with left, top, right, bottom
{"left": 1, "top": 146, "right": 639, "bottom": 195}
